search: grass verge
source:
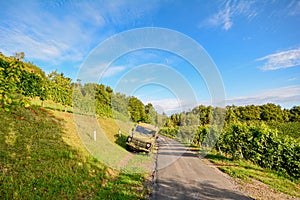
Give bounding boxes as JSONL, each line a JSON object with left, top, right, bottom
{"left": 0, "top": 106, "right": 149, "bottom": 199}
{"left": 206, "top": 152, "right": 300, "bottom": 198}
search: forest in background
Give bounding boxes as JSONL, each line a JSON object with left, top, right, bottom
{"left": 1, "top": 52, "right": 299, "bottom": 179}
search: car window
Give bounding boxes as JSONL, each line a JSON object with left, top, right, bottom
{"left": 135, "top": 125, "right": 154, "bottom": 136}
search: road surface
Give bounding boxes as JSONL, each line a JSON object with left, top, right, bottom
{"left": 151, "top": 135, "right": 252, "bottom": 200}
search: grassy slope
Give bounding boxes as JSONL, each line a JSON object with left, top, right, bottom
{"left": 206, "top": 152, "right": 300, "bottom": 198}
{"left": 0, "top": 106, "right": 148, "bottom": 199}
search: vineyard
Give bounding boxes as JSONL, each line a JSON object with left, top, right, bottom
{"left": 161, "top": 105, "right": 300, "bottom": 179}
{"left": 0, "top": 52, "right": 160, "bottom": 125}
{"left": 1, "top": 52, "right": 299, "bottom": 197}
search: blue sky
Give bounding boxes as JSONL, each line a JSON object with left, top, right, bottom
{"left": 1, "top": 0, "right": 300, "bottom": 114}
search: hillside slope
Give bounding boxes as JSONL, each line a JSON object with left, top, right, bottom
{"left": 0, "top": 106, "right": 148, "bottom": 199}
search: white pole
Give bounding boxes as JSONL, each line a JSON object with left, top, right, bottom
{"left": 94, "top": 130, "right": 96, "bottom": 141}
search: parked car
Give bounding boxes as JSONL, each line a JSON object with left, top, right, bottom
{"left": 126, "top": 123, "right": 158, "bottom": 153}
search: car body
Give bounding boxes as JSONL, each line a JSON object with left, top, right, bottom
{"left": 126, "top": 123, "right": 158, "bottom": 153}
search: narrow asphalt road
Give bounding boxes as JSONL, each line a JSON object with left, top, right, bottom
{"left": 151, "top": 135, "right": 252, "bottom": 200}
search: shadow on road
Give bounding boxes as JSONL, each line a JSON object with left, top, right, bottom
{"left": 152, "top": 135, "right": 252, "bottom": 200}
{"left": 151, "top": 178, "right": 253, "bottom": 200}
{"left": 157, "top": 151, "right": 198, "bottom": 158}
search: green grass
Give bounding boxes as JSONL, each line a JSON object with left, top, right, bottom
{"left": 0, "top": 106, "right": 148, "bottom": 199}
{"left": 73, "top": 114, "right": 154, "bottom": 174}
{"left": 206, "top": 152, "right": 300, "bottom": 197}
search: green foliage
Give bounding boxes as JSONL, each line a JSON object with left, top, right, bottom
{"left": 0, "top": 56, "right": 28, "bottom": 110}
{"left": 260, "top": 103, "right": 285, "bottom": 122}
{"left": 144, "top": 103, "right": 157, "bottom": 125}
{"left": 192, "top": 105, "right": 213, "bottom": 126}
{"left": 19, "top": 70, "right": 44, "bottom": 98}
{"left": 47, "top": 71, "right": 72, "bottom": 108}
{"left": 177, "top": 126, "right": 197, "bottom": 143}
{"left": 128, "top": 97, "right": 147, "bottom": 122}
{"left": 217, "top": 123, "right": 300, "bottom": 178}
{"left": 72, "top": 85, "right": 95, "bottom": 115}
{"left": 95, "top": 84, "right": 113, "bottom": 117}
{"left": 159, "top": 127, "right": 178, "bottom": 138}
{"left": 289, "top": 106, "right": 300, "bottom": 122}
{"left": 112, "top": 93, "right": 130, "bottom": 120}
{"left": 268, "top": 121, "right": 300, "bottom": 141}
{"left": 163, "top": 103, "right": 300, "bottom": 179}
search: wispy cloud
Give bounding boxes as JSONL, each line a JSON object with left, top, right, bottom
{"left": 0, "top": 2, "right": 94, "bottom": 64}
{"left": 0, "top": 1, "right": 159, "bottom": 66}
{"left": 288, "top": 77, "right": 297, "bottom": 82}
{"left": 201, "top": 1, "right": 257, "bottom": 30}
{"left": 102, "top": 66, "right": 126, "bottom": 78}
{"left": 226, "top": 85, "right": 300, "bottom": 106}
{"left": 288, "top": 0, "right": 300, "bottom": 16}
{"left": 206, "top": 1, "right": 232, "bottom": 31}
{"left": 141, "top": 85, "right": 300, "bottom": 114}
{"left": 257, "top": 48, "right": 300, "bottom": 71}
{"left": 144, "top": 98, "right": 183, "bottom": 115}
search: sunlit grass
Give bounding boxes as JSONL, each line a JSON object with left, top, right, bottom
{"left": 206, "top": 152, "right": 300, "bottom": 197}
{"left": 0, "top": 106, "right": 148, "bottom": 199}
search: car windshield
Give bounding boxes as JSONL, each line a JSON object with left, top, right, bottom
{"left": 135, "top": 125, "right": 155, "bottom": 136}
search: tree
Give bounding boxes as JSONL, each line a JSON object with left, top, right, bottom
{"left": 128, "top": 97, "right": 146, "bottom": 122}
{"left": 0, "top": 56, "right": 27, "bottom": 110}
{"left": 144, "top": 103, "right": 157, "bottom": 125}
{"left": 238, "top": 105, "right": 261, "bottom": 121}
{"left": 19, "top": 70, "right": 44, "bottom": 98}
{"left": 225, "top": 105, "right": 239, "bottom": 124}
{"left": 289, "top": 106, "right": 300, "bottom": 122}
{"left": 111, "top": 93, "right": 130, "bottom": 120}
{"left": 95, "top": 84, "right": 113, "bottom": 117}
{"left": 195, "top": 105, "right": 213, "bottom": 126}
{"left": 260, "top": 103, "right": 283, "bottom": 122}
{"left": 47, "top": 71, "right": 72, "bottom": 109}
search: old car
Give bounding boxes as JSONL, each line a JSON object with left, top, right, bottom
{"left": 126, "top": 123, "right": 158, "bottom": 153}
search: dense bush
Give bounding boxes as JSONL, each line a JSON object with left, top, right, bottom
{"left": 218, "top": 123, "right": 300, "bottom": 178}
{"left": 159, "top": 127, "right": 178, "bottom": 138}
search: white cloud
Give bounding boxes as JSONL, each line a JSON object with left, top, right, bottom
{"left": 257, "top": 48, "right": 300, "bottom": 71}
{"left": 0, "top": 3, "right": 90, "bottom": 64}
{"left": 140, "top": 85, "right": 300, "bottom": 114}
{"left": 143, "top": 98, "right": 201, "bottom": 115}
{"left": 226, "top": 85, "right": 300, "bottom": 106}
{"left": 0, "top": 1, "right": 160, "bottom": 66}
{"left": 207, "top": 1, "right": 232, "bottom": 31}
{"left": 202, "top": 1, "right": 256, "bottom": 30}
{"left": 77, "top": 62, "right": 127, "bottom": 82}
{"left": 102, "top": 66, "right": 126, "bottom": 78}
{"left": 145, "top": 98, "right": 183, "bottom": 115}
{"left": 288, "top": 77, "right": 297, "bottom": 82}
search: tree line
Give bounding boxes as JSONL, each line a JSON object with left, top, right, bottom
{"left": 160, "top": 104, "right": 300, "bottom": 178}
{"left": 0, "top": 52, "right": 159, "bottom": 125}
{"left": 1, "top": 52, "right": 299, "bottom": 178}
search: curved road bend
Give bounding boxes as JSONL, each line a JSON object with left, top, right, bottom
{"left": 151, "top": 135, "right": 252, "bottom": 200}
